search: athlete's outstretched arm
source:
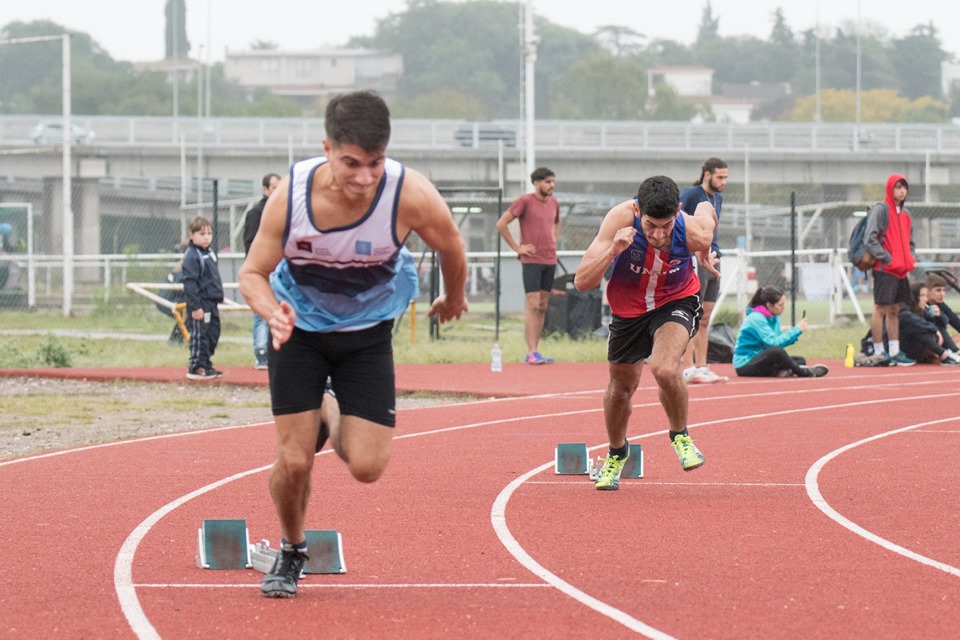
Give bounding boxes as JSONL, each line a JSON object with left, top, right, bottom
{"left": 574, "top": 202, "right": 635, "bottom": 292}
{"left": 684, "top": 200, "right": 720, "bottom": 277}
{"left": 398, "top": 170, "right": 469, "bottom": 323}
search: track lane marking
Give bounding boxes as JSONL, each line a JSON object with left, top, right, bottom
{"left": 492, "top": 389, "right": 960, "bottom": 638}
{"left": 805, "top": 415, "right": 960, "bottom": 578}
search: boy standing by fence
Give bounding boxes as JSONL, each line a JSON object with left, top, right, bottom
{"left": 182, "top": 216, "right": 225, "bottom": 380}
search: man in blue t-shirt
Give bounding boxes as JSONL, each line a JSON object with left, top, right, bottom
{"left": 679, "top": 157, "right": 728, "bottom": 384}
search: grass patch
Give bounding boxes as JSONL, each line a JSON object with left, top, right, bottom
{"left": 0, "top": 295, "right": 901, "bottom": 368}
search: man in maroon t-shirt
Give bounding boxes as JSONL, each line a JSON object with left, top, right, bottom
{"left": 496, "top": 167, "right": 560, "bottom": 364}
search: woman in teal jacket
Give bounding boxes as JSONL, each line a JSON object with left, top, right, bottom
{"left": 733, "top": 286, "right": 829, "bottom": 377}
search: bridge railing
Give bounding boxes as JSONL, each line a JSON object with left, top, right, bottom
{"left": 4, "top": 116, "right": 960, "bottom": 154}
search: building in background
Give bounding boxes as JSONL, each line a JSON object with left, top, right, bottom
{"left": 224, "top": 47, "right": 403, "bottom": 112}
{"left": 647, "top": 66, "right": 755, "bottom": 124}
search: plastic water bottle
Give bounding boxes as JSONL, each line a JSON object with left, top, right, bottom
{"left": 844, "top": 343, "right": 855, "bottom": 368}
{"left": 491, "top": 343, "right": 502, "bottom": 372}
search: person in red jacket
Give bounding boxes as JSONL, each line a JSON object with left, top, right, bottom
{"left": 864, "top": 173, "right": 916, "bottom": 366}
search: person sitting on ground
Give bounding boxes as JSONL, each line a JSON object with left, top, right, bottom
{"left": 924, "top": 273, "right": 960, "bottom": 353}
{"left": 732, "top": 285, "right": 828, "bottom": 378}
{"left": 899, "top": 281, "right": 960, "bottom": 365}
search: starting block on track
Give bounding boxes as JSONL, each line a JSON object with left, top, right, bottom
{"left": 587, "top": 444, "right": 645, "bottom": 480}
{"left": 250, "top": 530, "right": 347, "bottom": 575}
{"left": 555, "top": 443, "right": 589, "bottom": 475}
{"left": 196, "top": 519, "right": 252, "bottom": 570}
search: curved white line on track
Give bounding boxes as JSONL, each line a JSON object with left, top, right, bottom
{"left": 491, "top": 455, "right": 679, "bottom": 640}
{"left": 114, "top": 464, "right": 273, "bottom": 640}
{"left": 113, "top": 399, "right": 620, "bottom": 639}
{"left": 805, "top": 416, "right": 960, "bottom": 578}
{"left": 492, "top": 388, "right": 960, "bottom": 638}
{"left": 10, "top": 379, "right": 949, "bottom": 638}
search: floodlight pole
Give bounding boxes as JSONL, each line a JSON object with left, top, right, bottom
{"left": 0, "top": 33, "right": 73, "bottom": 315}
{"left": 523, "top": 0, "right": 537, "bottom": 193}
{"left": 62, "top": 33, "right": 73, "bottom": 316}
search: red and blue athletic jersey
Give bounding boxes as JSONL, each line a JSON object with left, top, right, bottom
{"left": 605, "top": 213, "right": 700, "bottom": 318}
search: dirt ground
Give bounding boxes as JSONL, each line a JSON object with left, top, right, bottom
{"left": 0, "top": 377, "right": 452, "bottom": 460}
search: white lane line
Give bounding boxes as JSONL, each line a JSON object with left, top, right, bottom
{"left": 58, "top": 381, "right": 957, "bottom": 639}
{"left": 134, "top": 582, "right": 550, "bottom": 589}
{"left": 527, "top": 481, "right": 805, "bottom": 487}
{"left": 805, "top": 415, "right": 960, "bottom": 578}
{"left": 491, "top": 389, "right": 960, "bottom": 638}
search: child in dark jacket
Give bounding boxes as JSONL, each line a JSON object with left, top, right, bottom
{"left": 182, "top": 216, "right": 225, "bottom": 379}
{"left": 899, "top": 281, "right": 960, "bottom": 365}
{"left": 924, "top": 273, "right": 960, "bottom": 353}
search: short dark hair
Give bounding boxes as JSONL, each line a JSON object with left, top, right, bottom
{"left": 324, "top": 91, "right": 391, "bottom": 152}
{"left": 635, "top": 176, "right": 679, "bottom": 219}
{"left": 530, "top": 167, "right": 554, "bottom": 184}
{"left": 895, "top": 178, "right": 909, "bottom": 190}
{"left": 926, "top": 273, "right": 947, "bottom": 289}
{"left": 262, "top": 173, "right": 280, "bottom": 188}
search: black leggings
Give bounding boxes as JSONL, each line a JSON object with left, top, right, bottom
{"left": 735, "top": 347, "right": 806, "bottom": 377}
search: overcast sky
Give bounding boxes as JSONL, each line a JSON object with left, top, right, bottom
{"left": 1, "top": 0, "right": 956, "bottom": 63}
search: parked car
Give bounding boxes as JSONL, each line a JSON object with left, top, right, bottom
{"left": 453, "top": 122, "right": 516, "bottom": 147}
{"left": 31, "top": 122, "right": 95, "bottom": 145}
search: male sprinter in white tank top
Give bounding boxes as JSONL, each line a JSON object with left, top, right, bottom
{"left": 240, "top": 91, "right": 469, "bottom": 598}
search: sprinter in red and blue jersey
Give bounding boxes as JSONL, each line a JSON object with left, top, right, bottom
{"left": 574, "top": 175, "right": 718, "bottom": 489}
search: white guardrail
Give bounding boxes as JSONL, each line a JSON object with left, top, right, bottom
{"left": 4, "top": 116, "right": 960, "bottom": 154}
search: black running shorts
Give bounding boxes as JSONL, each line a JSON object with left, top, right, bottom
{"left": 607, "top": 296, "right": 702, "bottom": 364}
{"left": 268, "top": 321, "right": 396, "bottom": 427}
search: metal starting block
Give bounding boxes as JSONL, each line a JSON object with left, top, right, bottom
{"left": 249, "top": 530, "right": 347, "bottom": 575}
{"left": 196, "top": 518, "right": 252, "bottom": 570}
{"left": 588, "top": 444, "right": 644, "bottom": 480}
{"left": 555, "top": 442, "right": 589, "bottom": 475}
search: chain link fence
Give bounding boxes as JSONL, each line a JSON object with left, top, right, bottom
{"left": 1, "top": 176, "right": 959, "bottom": 326}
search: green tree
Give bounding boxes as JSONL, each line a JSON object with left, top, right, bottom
{"left": 165, "top": 0, "right": 190, "bottom": 59}
{"left": 785, "top": 88, "right": 947, "bottom": 122}
{"left": 593, "top": 25, "right": 645, "bottom": 58}
{"left": 643, "top": 83, "right": 697, "bottom": 121}
{"left": 391, "top": 89, "right": 487, "bottom": 118}
{"left": 551, "top": 51, "right": 646, "bottom": 119}
{"left": 891, "top": 23, "right": 948, "bottom": 99}
{"left": 695, "top": 1, "right": 720, "bottom": 46}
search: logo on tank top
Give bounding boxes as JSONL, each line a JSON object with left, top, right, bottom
{"left": 296, "top": 241, "right": 312, "bottom": 252}
{"left": 355, "top": 240, "right": 372, "bottom": 255}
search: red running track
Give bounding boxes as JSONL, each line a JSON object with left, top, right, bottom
{"left": 1, "top": 361, "right": 959, "bottom": 639}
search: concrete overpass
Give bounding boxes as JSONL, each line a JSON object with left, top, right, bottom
{"left": 3, "top": 116, "right": 960, "bottom": 201}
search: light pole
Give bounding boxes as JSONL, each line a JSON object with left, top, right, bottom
{"left": 814, "top": 0, "right": 821, "bottom": 123}
{"left": 0, "top": 33, "right": 73, "bottom": 315}
{"left": 523, "top": 0, "right": 537, "bottom": 193}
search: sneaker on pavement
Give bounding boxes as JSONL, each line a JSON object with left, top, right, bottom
{"left": 685, "top": 366, "right": 727, "bottom": 384}
{"left": 671, "top": 434, "right": 705, "bottom": 472}
{"left": 261, "top": 548, "right": 308, "bottom": 598}
{"left": 254, "top": 361, "right": 268, "bottom": 370}
{"left": 942, "top": 351, "right": 960, "bottom": 365}
{"left": 799, "top": 364, "right": 829, "bottom": 377}
{"left": 594, "top": 453, "right": 628, "bottom": 491}
{"left": 525, "top": 351, "right": 555, "bottom": 365}
{"left": 890, "top": 352, "right": 916, "bottom": 367}
{"left": 186, "top": 367, "right": 217, "bottom": 380}
{"left": 207, "top": 367, "right": 224, "bottom": 378}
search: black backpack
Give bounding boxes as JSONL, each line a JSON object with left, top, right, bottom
{"left": 848, "top": 203, "right": 887, "bottom": 271}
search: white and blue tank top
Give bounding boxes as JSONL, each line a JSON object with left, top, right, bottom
{"left": 269, "top": 156, "right": 419, "bottom": 332}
